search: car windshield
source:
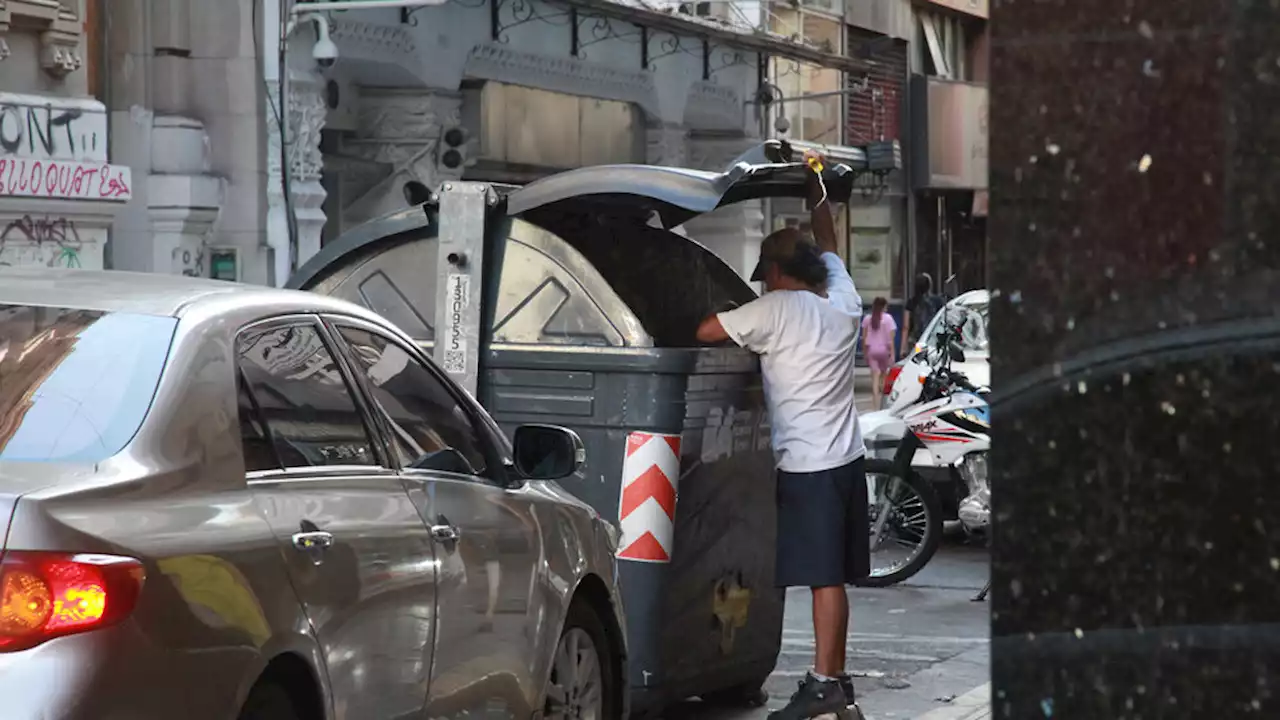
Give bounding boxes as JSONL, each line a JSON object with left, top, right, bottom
{"left": 0, "top": 305, "right": 176, "bottom": 463}
{"left": 923, "top": 299, "right": 989, "bottom": 354}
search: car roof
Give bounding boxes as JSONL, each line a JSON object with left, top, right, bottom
{"left": 0, "top": 267, "right": 369, "bottom": 319}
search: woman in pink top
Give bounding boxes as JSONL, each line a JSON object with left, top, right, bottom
{"left": 861, "top": 297, "right": 898, "bottom": 409}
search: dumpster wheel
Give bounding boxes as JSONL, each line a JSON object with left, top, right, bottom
{"left": 544, "top": 600, "right": 621, "bottom": 720}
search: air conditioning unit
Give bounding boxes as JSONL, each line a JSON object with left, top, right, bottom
{"left": 678, "top": 2, "right": 715, "bottom": 17}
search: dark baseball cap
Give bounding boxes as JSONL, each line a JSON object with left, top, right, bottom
{"left": 750, "top": 228, "right": 816, "bottom": 282}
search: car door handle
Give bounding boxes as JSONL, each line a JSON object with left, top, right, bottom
{"left": 292, "top": 530, "right": 334, "bottom": 552}
{"left": 430, "top": 523, "right": 461, "bottom": 543}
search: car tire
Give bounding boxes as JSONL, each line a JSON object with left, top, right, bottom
{"left": 859, "top": 458, "right": 944, "bottom": 588}
{"left": 237, "top": 681, "right": 301, "bottom": 720}
{"left": 545, "top": 601, "right": 619, "bottom": 720}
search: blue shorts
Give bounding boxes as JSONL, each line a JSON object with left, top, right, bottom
{"left": 775, "top": 457, "right": 870, "bottom": 588}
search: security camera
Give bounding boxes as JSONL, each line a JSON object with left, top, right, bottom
{"left": 303, "top": 13, "right": 338, "bottom": 69}
{"left": 313, "top": 36, "right": 338, "bottom": 68}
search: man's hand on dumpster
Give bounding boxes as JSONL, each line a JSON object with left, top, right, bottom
{"left": 696, "top": 314, "right": 731, "bottom": 345}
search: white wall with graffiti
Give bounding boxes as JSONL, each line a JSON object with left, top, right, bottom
{"left": 0, "top": 92, "right": 132, "bottom": 271}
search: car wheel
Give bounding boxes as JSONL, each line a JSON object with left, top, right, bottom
{"left": 544, "top": 602, "right": 617, "bottom": 720}
{"left": 237, "top": 681, "right": 300, "bottom": 720}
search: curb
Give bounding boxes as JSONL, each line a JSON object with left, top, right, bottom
{"left": 911, "top": 683, "right": 991, "bottom": 720}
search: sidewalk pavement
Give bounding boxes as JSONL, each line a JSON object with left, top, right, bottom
{"left": 911, "top": 683, "right": 991, "bottom": 720}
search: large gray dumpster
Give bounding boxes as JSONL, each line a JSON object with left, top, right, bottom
{"left": 289, "top": 142, "right": 863, "bottom": 715}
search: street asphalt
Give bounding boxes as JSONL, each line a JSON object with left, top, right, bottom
{"left": 659, "top": 543, "right": 991, "bottom": 720}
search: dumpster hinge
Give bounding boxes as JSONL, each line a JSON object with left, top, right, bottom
{"left": 434, "top": 182, "right": 493, "bottom": 398}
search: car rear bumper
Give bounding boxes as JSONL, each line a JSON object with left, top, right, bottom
{"left": 0, "top": 623, "right": 253, "bottom": 720}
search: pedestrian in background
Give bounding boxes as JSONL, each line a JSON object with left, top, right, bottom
{"left": 862, "top": 297, "right": 897, "bottom": 409}
{"left": 696, "top": 149, "right": 866, "bottom": 720}
{"left": 900, "top": 272, "right": 943, "bottom": 358}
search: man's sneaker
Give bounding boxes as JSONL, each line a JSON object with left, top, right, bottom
{"left": 767, "top": 672, "right": 846, "bottom": 720}
{"left": 837, "top": 673, "right": 856, "bottom": 706}
{"left": 836, "top": 674, "right": 869, "bottom": 720}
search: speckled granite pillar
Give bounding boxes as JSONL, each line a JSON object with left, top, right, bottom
{"left": 990, "top": 1, "right": 1280, "bottom": 717}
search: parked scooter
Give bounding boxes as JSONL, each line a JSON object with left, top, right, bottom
{"left": 860, "top": 308, "right": 991, "bottom": 586}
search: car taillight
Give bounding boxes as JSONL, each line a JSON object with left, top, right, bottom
{"left": 884, "top": 365, "right": 903, "bottom": 395}
{"left": 0, "top": 552, "right": 145, "bottom": 652}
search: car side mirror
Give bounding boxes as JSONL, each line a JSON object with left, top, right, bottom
{"left": 513, "top": 424, "right": 585, "bottom": 480}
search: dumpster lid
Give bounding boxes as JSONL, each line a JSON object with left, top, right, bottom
{"left": 506, "top": 140, "right": 858, "bottom": 228}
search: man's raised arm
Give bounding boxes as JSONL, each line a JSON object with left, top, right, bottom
{"left": 805, "top": 149, "right": 840, "bottom": 256}
{"left": 804, "top": 150, "right": 862, "bottom": 317}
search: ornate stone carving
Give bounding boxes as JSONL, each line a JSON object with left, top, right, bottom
{"left": 266, "top": 71, "right": 327, "bottom": 183}
{"left": 0, "top": 0, "right": 82, "bottom": 78}
{"left": 353, "top": 89, "right": 460, "bottom": 143}
{"left": 265, "top": 70, "right": 328, "bottom": 285}
{"left": 465, "top": 43, "right": 660, "bottom": 117}
{"left": 39, "top": 30, "right": 81, "bottom": 77}
{"left": 338, "top": 89, "right": 464, "bottom": 226}
{"left": 329, "top": 19, "right": 417, "bottom": 58}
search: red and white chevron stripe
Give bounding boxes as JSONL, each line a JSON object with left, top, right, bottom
{"left": 616, "top": 431, "right": 681, "bottom": 563}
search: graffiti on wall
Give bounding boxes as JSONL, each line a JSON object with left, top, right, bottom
{"left": 0, "top": 157, "right": 131, "bottom": 200}
{"left": 0, "top": 214, "right": 98, "bottom": 269}
{"left": 174, "top": 243, "right": 208, "bottom": 277}
{"left": 0, "top": 94, "right": 132, "bottom": 202}
{"left": 0, "top": 101, "right": 99, "bottom": 160}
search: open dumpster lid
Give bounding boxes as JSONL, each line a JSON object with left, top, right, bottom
{"left": 506, "top": 140, "right": 860, "bottom": 228}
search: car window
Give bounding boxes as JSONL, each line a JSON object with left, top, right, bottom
{"left": 0, "top": 305, "right": 175, "bottom": 463}
{"left": 237, "top": 372, "right": 280, "bottom": 472}
{"left": 333, "top": 325, "right": 489, "bottom": 476}
{"left": 236, "top": 322, "right": 377, "bottom": 469}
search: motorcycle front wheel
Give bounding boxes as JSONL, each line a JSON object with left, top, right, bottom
{"left": 859, "top": 458, "right": 944, "bottom": 588}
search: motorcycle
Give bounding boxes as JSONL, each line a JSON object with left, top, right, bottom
{"left": 860, "top": 308, "right": 991, "bottom": 587}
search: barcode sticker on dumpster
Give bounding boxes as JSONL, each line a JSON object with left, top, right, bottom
{"left": 617, "top": 432, "right": 681, "bottom": 563}
{"left": 442, "top": 273, "right": 470, "bottom": 374}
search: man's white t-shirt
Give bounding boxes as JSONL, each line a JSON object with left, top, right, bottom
{"left": 717, "top": 253, "right": 864, "bottom": 473}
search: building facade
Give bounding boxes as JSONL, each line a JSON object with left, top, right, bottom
{"left": 835, "top": 0, "right": 990, "bottom": 305}
{"left": 842, "top": 1, "right": 912, "bottom": 305}
{"left": 0, "top": 0, "right": 131, "bottom": 271}
{"left": 909, "top": 0, "right": 989, "bottom": 293}
{"left": 0, "top": 0, "right": 873, "bottom": 286}
{"left": 267, "top": 0, "right": 867, "bottom": 285}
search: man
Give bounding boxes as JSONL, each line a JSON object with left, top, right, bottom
{"left": 695, "top": 150, "right": 866, "bottom": 720}
{"left": 900, "top": 272, "right": 943, "bottom": 357}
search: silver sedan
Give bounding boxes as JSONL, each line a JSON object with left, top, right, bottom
{"left": 0, "top": 269, "right": 627, "bottom": 720}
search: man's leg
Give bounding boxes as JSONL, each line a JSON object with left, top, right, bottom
{"left": 812, "top": 585, "right": 849, "bottom": 677}
{"left": 770, "top": 469, "right": 852, "bottom": 719}
{"left": 837, "top": 456, "right": 872, "bottom": 709}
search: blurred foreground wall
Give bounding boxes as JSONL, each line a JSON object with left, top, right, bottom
{"left": 990, "top": 1, "right": 1280, "bottom": 716}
